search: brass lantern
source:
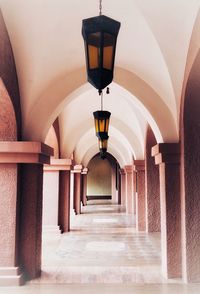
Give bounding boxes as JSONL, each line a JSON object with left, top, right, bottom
{"left": 82, "top": 15, "right": 121, "bottom": 94}
{"left": 93, "top": 110, "right": 111, "bottom": 140}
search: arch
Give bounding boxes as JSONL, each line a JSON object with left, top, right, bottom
{"left": 0, "top": 79, "right": 17, "bottom": 140}
{"left": 0, "top": 9, "right": 21, "bottom": 138}
{"left": 44, "top": 125, "right": 59, "bottom": 158}
{"left": 74, "top": 127, "right": 133, "bottom": 166}
{"left": 58, "top": 84, "right": 145, "bottom": 159}
{"left": 23, "top": 67, "right": 178, "bottom": 144}
{"left": 81, "top": 142, "right": 127, "bottom": 168}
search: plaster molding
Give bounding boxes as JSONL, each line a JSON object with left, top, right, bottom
{"left": 0, "top": 142, "right": 53, "bottom": 164}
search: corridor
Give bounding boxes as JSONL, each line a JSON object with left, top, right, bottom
{"left": 2, "top": 201, "right": 200, "bottom": 293}
{"left": 40, "top": 200, "right": 162, "bottom": 284}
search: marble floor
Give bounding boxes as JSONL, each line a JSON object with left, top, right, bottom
{"left": 1, "top": 200, "right": 200, "bottom": 293}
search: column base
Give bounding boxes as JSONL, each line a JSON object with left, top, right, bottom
{"left": 42, "top": 225, "right": 61, "bottom": 235}
{"left": 0, "top": 267, "right": 24, "bottom": 286}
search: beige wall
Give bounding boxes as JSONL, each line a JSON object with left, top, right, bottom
{"left": 87, "top": 157, "right": 111, "bottom": 196}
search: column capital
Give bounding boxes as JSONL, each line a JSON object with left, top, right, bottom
{"left": 81, "top": 167, "right": 88, "bottom": 175}
{"left": 44, "top": 158, "right": 72, "bottom": 171}
{"left": 71, "top": 164, "right": 83, "bottom": 173}
{"left": 119, "top": 168, "right": 126, "bottom": 175}
{"left": 133, "top": 160, "right": 145, "bottom": 171}
{"left": 151, "top": 143, "right": 180, "bottom": 165}
{"left": 0, "top": 141, "right": 53, "bottom": 164}
{"left": 124, "top": 165, "right": 133, "bottom": 174}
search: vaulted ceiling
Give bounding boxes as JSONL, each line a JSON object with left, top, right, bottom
{"left": 0, "top": 0, "right": 200, "bottom": 166}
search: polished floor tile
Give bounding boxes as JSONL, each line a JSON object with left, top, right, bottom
{"left": 2, "top": 200, "right": 200, "bottom": 293}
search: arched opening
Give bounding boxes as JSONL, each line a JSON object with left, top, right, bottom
{"left": 87, "top": 155, "right": 112, "bottom": 202}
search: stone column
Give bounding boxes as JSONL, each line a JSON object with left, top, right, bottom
{"left": 111, "top": 164, "right": 117, "bottom": 203}
{"left": 133, "top": 160, "right": 146, "bottom": 231}
{"left": 145, "top": 126, "right": 160, "bottom": 232}
{"left": 124, "top": 165, "right": 133, "bottom": 214}
{"left": 119, "top": 169, "right": 126, "bottom": 206}
{"left": 133, "top": 170, "right": 137, "bottom": 215}
{"left": 0, "top": 142, "right": 52, "bottom": 284}
{"left": 118, "top": 172, "right": 121, "bottom": 205}
{"left": 81, "top": 168, "right": 88, "bottom": 206}
{"left": 72, "top": 165, "right": 82, "bottom": 215}
{"left": 43, "top": 159, "right": 72, "bottom": 234}
{"left": 152, "top": 143, "right": 181, "bottom": 279}
{"left": 50, "top": 159, "right": 72, "bottom": 234}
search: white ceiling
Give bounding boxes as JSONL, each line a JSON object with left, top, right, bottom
{"left": 0, "top": 0, "right": 200, "bottom": 166}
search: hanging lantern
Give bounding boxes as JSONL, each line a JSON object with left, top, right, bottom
{"left": 93, "top": 110, "right": 111, "bottom": 140}
{"left": 99, "top": 138, "right": 108, "bottom": 159}
{"left": 82, "top": 15, "right": 121, "bottom": 93}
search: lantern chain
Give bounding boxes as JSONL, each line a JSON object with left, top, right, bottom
{"left": 99, "top": 0, "right": 102, "bottom": 15}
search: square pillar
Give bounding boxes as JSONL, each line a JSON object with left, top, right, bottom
{"left": 124, "top": 165, "right": 133, "bottom": 214}
{"left": 118, "top": 171, "right": 121, "bottom": 205}
{"left": 133, "top": 160, "right": 146, "bottom": 231}
{"left": 152, "top": 143, "right": 181, "bottom": 279}
{"left": 0, "top": 162, "right": 23, "bottom": 286}
{"left": 81, "top": 168, "right": 88, "bottom": 206}
{"left": 119, "top": 169, "right": 126, "bottom": 206}
{"left": 145, "top": 142, "right": 160, "bottom": 233}
{"left": 42, "top": 158, "right": 72, "bottom": 234}
{"left": 0, "top": 142, "right": 53, "bottom": 283}
{"left": 43, "top": 159, "right": 71, "bottom": 234}
{"left": 111, "top": 165, "right": 117, "bottom": 203}
{"left": 72, "top": 165, "right": 82, "bottom": 215}
{"left": 133, "top": 170, "right": 137, "bottom": 215}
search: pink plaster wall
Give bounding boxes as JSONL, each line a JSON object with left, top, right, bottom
{"left": 0, "top": 163, "right": 18, "bottom": 266}
{"left": 181, "top": 50, "right": 200, "bottom": 282}
{"left": 0, "top": 10, "right": 21, "bottom": 137}
{"left": 0, "top": 80, "right": 17, "bottom": 141}
{"left": 45, "top": 126, "right": 59, "bottom": 158}
{"left": 0, "top": 62, "right": 18, "bottom": 269}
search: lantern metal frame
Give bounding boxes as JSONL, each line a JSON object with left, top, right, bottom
{"left": 82, "top": 14, "right": 120, "bottom": 93}
{"left": 93, "top": 110, "right": 111, "bottom": 140}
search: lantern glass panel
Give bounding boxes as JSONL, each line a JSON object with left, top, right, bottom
{"left": 103, "top": 46, "right": 113, "bottom": 69}
{"left": 88, "top": 45, "right": 99, "bottom": 69}
{"left": 95, "top": 118, "right": 99, "bottom": 133}
{"left": 105, "top": 118, "right": 109, "bottom": 132}
{"left": 103, "top": 33, "right": 115, "bottom": 70}
{"left": 99, "top": 119, "right": 105, "bottom": 132}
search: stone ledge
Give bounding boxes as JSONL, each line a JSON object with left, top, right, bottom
{"left": 133, "top": 160, "right": 145, "bottom": 171}
{"left": 151, "top": 143, "right": 180, "bottom": 157}
{"left": 151, "top": 143, "right": 180, "bottom": 164}
{"left": 0, "top": 267, "right": 24, "bottom": 286}
{"left": 44, "top": 158, "right": 72, "bottom": 171}
{"left": 81, "top": 167, "right": 88, "bottom": 174}
{"left": 0, "top": 142, "right": 53, "bottom": 164}
{"left": 71, "top": 164, "right": 83, "bottom": 173}
{"left": 124, "top": 165, "right": 133, "bottom": 173}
